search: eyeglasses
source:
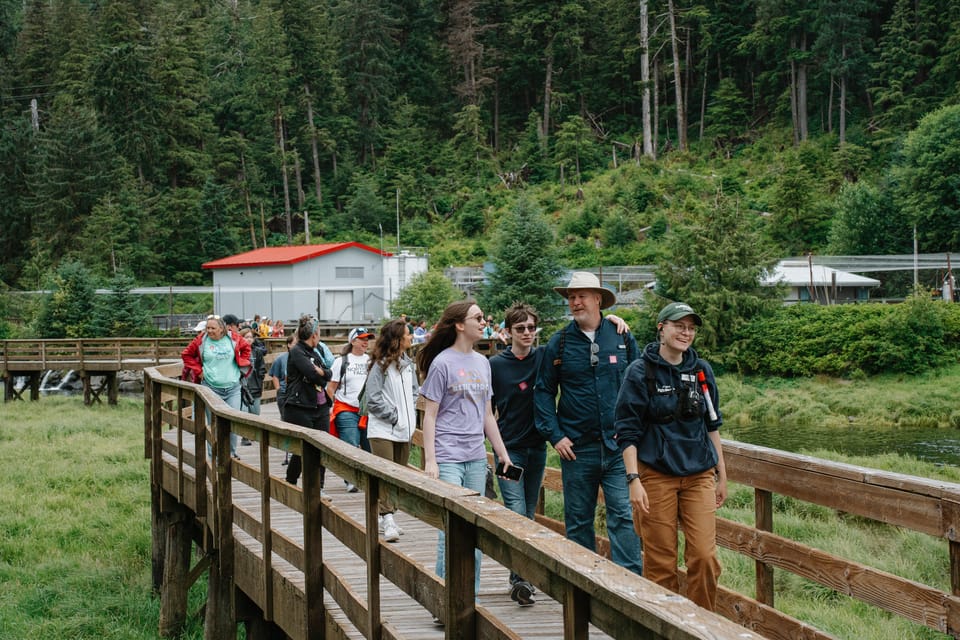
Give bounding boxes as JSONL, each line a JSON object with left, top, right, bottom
{"left": 667, "top": 321, "right": 698, "bottom": 334}
{"left": 467, "top": 313, "right": 485, "bottom": 323}
{"left": 590, "top": 342, "right": 600, "bottom": 367}
{"left": 511, "top": 324, "right": 537, "bottom": 334}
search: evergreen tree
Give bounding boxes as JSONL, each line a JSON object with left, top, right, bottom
{"left": 827, "top": 181, "right": 910, "bottom": 255}
{"left": 893, "top": 104, "right": 960, "bottom": 252}
{"left": 553, "top": 115, "right": 594, "bottom": 187}
{"left": 93, "top": 272, "right": 151, "bottom": 337}
{"left": 34, "top": 260, "right": 98, "bottom": 338}
{"left": 653, "top": 192, "right": 781, "bottom": 355}
{"left": 479, "top": 196, "right": 564, "bottom": 320}
{"left": 390, "top": 271, "right": 462, "bottom": 324}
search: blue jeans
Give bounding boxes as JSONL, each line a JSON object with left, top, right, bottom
{"left": 436, "top": 459, "right": 486, "bottom": 595}
{"left": 495, "top": 445, "right": 547, "bottom": 584}
{"left": 335, "top": 410, "right": 361, "bottom": 447}
{"left": 203, "top": 380, "right": 242, "bottom": 457}
{"left": 242, "top": 396, "right": 261, "bottom": 415}
{"left": 495, "top": 445, "right": 547, "bottom": 520}
{"left": 560, "top": 441, "right": 642, "bottom": 574}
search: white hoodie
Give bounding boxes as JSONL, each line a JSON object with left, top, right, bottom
{"left": 364, "top": 354, "right": 419, "bottom": 442}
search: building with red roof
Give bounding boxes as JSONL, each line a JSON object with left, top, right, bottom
{"left": 202, "top": 242, "right": 427, "bottom": 323}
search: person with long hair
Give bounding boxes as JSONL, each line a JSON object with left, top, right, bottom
{"left": 615, "top": 302, "right": 727, "bottom": 610}
{"left": 417, "top": 300, "right": 513, "bottom": 604}
{"left": 364, "top": 319, "right": 418, "bottom": 542}
{"left": 327, "top": 327, "right": 375, "bottom": 492}
{"left": 283, "top": 315, "right": 333, "bottom": 491}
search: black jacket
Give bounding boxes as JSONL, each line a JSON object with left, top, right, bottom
{"left": 246, "top": 338, "right": 268, "bottom": 396}
{"left": 615, "top": 342, "right": 722, "bottom": 476}
{"left": 284, "top": 342, "right": 331, "bottom": 409}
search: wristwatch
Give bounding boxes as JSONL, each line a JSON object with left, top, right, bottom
{"left": 625, "top": 472, "right": 640, "bottom": 485}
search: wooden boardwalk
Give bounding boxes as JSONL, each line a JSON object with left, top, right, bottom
{"left": 145, "top": 361, "right": 960, "bottom": 640}
{"left": 223, "top": 408, "right": 612, "bottom": 639}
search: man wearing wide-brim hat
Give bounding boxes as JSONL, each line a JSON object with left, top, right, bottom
{"left": 533, "top": 271, "right": 643, "bottom": 575}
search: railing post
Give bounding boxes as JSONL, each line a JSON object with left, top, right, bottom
{"left": 562, "top": 584, "right": 589, "bottom": 640}
{"left": 205, "top": 413, "right": 236, "bottom": 639}
{"left": 365, "top": 476, "right": 383, "bottom": 640}
{"left": 258, "top": 428, "right": 275, "bottom": 621}
{"left": 445, "top": 511, "right": 477, "bottom": 639}
{"left": 302, "top": 441, "right": 326, "bottom": 640}
{"left": 755, "top": 488, "right": 775, "bottom": 606}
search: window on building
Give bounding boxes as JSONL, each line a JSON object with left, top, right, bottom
{"left": 336, "top": 266, "right": 364, "bottom": 279}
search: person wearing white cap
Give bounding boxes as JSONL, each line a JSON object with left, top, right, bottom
{"left": 614, "top": 301, "right": 726, "bottom": 611}
{"left": 327, "top": 327, "right": 375, "bottom": 493}
{"left": 533, "top": 272, "right": 642, "bottom": 575}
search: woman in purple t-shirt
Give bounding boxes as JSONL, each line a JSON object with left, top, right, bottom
{"left": 417, "top": 300, "right": 513, "bottom": 603}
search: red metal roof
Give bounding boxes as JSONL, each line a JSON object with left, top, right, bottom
{"left": 202, "top": 242, "right": 390, "bottom": 270}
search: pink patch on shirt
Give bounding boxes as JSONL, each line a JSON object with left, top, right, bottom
{"left": 518, "top": 381, "right": 528, "bottom": 391}
{"left": 609, "top": 355, "right": 618, "bottom": 364}
{"left": 458, "top": 368, "right": 466, "bottom": 377}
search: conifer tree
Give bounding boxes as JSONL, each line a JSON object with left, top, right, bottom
{"left": 480, "top": 196, "right": 563, "bottom": 319}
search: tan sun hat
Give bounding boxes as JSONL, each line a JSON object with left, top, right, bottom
{"left": 553, "top": 271, "right": 617, "bottom": 309}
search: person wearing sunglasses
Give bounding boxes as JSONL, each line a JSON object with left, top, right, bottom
{"left": 614, "top": 301, "right": 726, "bottom": 611}
{"left": 417, "top": 300, "right": 514, "bottom": 608}
{"left": 533, "top": 272, "right": 642, "bottom": 575}
{"left": 489, "top": 301, "right": 631, "bottom": 604}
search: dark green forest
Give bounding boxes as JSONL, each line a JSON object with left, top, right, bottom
{"left": 3, "top": 0, "right": 960, "bottom": 292}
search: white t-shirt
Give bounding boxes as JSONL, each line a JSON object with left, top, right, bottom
{"left": 331, "top": 353, "right": 370, "bottom": 406}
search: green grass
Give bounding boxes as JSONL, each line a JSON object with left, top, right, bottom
{"left": 0, "top": 397, "right": 208, "bottom": 640}
{"left": 2, "top": 393, "right": 957, "bottom": 639}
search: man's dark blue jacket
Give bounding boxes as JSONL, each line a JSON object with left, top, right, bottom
{"left": 534, "top": 316, "right": 639, "bottom": 451}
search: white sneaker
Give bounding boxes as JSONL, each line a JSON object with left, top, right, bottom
{"left": 345, "top": 481, "right": 359, "bottom": 493}
{"left": 381, "top": 513, "right": 400, "bottom": 542}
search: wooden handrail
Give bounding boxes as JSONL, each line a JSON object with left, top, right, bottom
{"left": 145, "top": 361, "right": 960, "bottom": 639}
{"left": 145, "top": 364, "right": 755, "bottom": 640}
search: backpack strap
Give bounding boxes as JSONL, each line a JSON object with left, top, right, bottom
{"left": 644, "top": 358, "right": 657, "bottom": 397}
{"left": 339, "top": 355, "right": 348, "bottom": 383}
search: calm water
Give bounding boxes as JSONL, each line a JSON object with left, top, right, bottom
{"left": 723, "top": 422, "right": 960, "bottom": 467}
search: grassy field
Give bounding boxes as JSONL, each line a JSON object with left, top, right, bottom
{"left": 0, "top": 397, "right": 208, "bottom": 640}
{"left": 0, "top": 392, "right": 957, "bottom": 639}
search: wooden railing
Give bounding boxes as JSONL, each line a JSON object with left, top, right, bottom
{"left": 145, "top": 362, "right": 754, "bottom": 640}
{"left": 0, "top": 337, "right": 293, "bottom": 374}
{"left": 145, "top": 361, "right": 960, "bottom": 640}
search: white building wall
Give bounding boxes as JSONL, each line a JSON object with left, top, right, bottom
{"left": 382, "top": 251, "right": 429, "bottom": 317}
{"left": 210, "top": 246, "right": 416, "bottom": 324}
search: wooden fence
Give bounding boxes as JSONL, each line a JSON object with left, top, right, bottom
{"left": 144, "top": 360, "right": 960, "bottom": 639}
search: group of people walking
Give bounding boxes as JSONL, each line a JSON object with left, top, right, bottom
{"left": 180, "top": 271, "right": 727, "bottom": 614}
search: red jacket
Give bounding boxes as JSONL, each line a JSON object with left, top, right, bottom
{"left": 181, "top": 330, "right": 252, "bottom": 383}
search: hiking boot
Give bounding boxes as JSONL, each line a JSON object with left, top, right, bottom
{"left": 381, "top": 513, "right": 400, "bottom": 542}
{"left": 510, "top": 580, "right": 535, "bottom": 606}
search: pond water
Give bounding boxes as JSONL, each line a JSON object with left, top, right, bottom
{"left": 723, "top": 422, "right": 960, "bottom": 467}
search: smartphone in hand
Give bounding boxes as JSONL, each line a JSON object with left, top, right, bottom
{"left": 495, "top": 461, "right": 524, "bottom": 482}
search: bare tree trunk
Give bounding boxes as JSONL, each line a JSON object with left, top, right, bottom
{"left": 276, "top": 106, "right": 293, "bottom": 242}
{"left": 667, "top": 0, "right": 686, "bottom": 151}
{"left": 699, "top": 54, "right": 708, "bottom": 143}
{"left": 798, "top": 33, "right": 808, "bottom": 141}
{"left": 828, "top": 74, "right": 834, "bottom": 134}
{"left": 240, "top": 151, "right": 256, "bottom": 249}
{"left": 839, "top": 73, "right": 847, "bottom": 145}
{"left": 640, "top": 0, "right": 654, "bottom": 159}
{"left": 304, "top": 84, "right": 323, "bottom": 208}
{"left": 542, "top": 39, "right": 555, "bottom": 152}
{"left": 789, "top": 36, "right": 799, "bottom": 146}
{"left": 493, "top": 78, "right": 500, "bottom": 152}
{"left": 653, "top": 57, "right": 660, "bottom": 154}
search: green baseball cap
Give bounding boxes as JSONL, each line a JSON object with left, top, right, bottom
{"left": 657, "top": 302, "right": 702, "bottom": 326}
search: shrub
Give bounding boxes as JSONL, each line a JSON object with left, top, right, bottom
{"left": 732, "top": 293, "right": 960, "bottom": 376}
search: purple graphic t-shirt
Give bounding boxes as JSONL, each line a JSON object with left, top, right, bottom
{"left": 420, "top": 348, "right": 492, "bottom": 463}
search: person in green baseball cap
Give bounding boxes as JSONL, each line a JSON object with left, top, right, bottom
{"left": 614, "top": 301, "right": 726, "bottom": 611}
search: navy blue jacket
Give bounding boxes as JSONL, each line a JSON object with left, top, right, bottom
{"left": 534, "top": 316, "right": 639, "bottom": 451}
{"left": 490, "top": 346, "right": 546, "bottom": 451}
{"left": 615, "top": 342, "right": 722, "bottom": 476}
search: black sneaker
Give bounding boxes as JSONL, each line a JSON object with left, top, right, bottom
{"left": 510, "top": 580, "right": 535, "bottom": 606}
{"left": 241, "top": 437, "right": 252, "bottom": 446}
